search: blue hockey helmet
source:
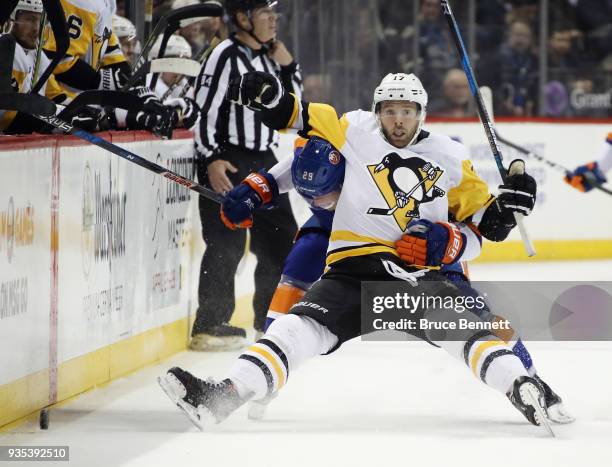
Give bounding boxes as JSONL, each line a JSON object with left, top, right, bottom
{"left": 291, "top": 136, "right": 345, "bottom": 210}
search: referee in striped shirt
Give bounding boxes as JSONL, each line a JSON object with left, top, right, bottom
{"left": 190, "top": 0, "right": 300, "bottom": 350}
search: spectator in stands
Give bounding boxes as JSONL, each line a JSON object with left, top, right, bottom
{"left": 496, "top": 20, "right": 539, "bottom": 116}
{"left": 547, "top": 28, "right": 587, "bottom": 87}
{"left": 573, "top": 0, "right": 612, "bottom": 63}
{"left": 428, "top": 68, "right": 475, "bottom": 118}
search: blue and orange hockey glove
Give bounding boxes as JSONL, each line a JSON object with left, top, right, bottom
{"left": 220, "top": 171, "right": 279, "bottom": 230}
{"left": 395, "top": 219, "right": 466, "bottom": 267}
{"left": 565, "top": 161, "right": 607, "bottom": 192}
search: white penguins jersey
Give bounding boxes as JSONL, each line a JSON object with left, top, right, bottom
{"left": 273, "top": 97, "right": 494, "bottom": 266}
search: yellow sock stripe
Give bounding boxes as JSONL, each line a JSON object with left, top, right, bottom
{"left": 469, "top": 340, "right": 505, "bottom": 377}
{"left": 248, "top": 345, "right": 286, "bottom": 389}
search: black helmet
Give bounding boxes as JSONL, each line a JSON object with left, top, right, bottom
{"left": 225, "top": 0, "right": 276, "bottom": 16}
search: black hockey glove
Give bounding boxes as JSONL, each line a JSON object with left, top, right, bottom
{"left": 128, "top": 86, "right": 174, "bottom": 138}
{"left": 226, "top": 71, "right": 283, "bottom": 110}
{"left": 98, "top": 65, "right": 129, "bottom": 91}
{"left": 479, "top": 159, "right": 537, "bottom": 242}
{"left": 497, "top": 159, "right": 537, "bottom": 216}
{"left": 164, "top": 97, "right": 200, "bottom": 129}
{"left": 70, "top": 106, "right": 102, "bottom": 132}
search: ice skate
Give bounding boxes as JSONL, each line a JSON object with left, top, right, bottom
{"left": 189, "top": 324, "right": 247, "bottom": 351}
{"left": 534, "top": 374, "right": 574, "bottom": 424}
{"left": 158, "top": 367, "right": 249, "bottom": 429}
{"left": 508, "top": 376, "right": 555, "bottom": 436}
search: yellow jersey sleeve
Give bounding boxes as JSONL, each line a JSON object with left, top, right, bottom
{"left": 447, "top": 159, "right": 495, "bottom": 222}
{"left": 286, "top": 94, "right": 349, "bottom": 151}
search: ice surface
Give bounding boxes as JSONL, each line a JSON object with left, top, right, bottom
{"left": 4, "top": 261, "right": 612, "bottom": 467}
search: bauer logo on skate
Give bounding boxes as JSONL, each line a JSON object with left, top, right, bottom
{"left": 367, "top": 154, "right": 445, "bottom": 231}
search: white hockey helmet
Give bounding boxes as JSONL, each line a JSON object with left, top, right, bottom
{"left": 172, "top": 0, "right": 215, "bottom": 27}
{"left": 11, "top": 0, "right": 44, "bottom": 21}
{"left": 149, "top": 34, "right": 193, "bottom": 59}
{"left": 112, "top": 15, "right": 137, "bottom": 40}
{"left": 372, "top": 73, "right": 428, "bottom": 146}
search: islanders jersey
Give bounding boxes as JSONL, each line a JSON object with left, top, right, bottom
{"left": 0, "top": 39, "right": 64, "bottom": 131}
{"left": 275, "top": 97, "right": 494, "bottom": 266}
{"left": 43, "top": 0, "right": 125, "bottom": 92}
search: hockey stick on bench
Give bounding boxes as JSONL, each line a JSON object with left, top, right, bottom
{"left": 37, "top": 110, "right": 224, "bottom": 203}
{"left": 127, "top": 57, "right": 203, "bottom": 91}
{"left": 125, "top": 2, "right": 223, "bottom": 90}
{"left": 0, "top": 64, "right": 222, "bottom": 204}
{"left": 441, "top": 0, "right": 536, "bottom": 257}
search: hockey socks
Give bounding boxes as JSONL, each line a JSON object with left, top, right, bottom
{"left": 229, "top": 314, "right": 338, "bottom": 400}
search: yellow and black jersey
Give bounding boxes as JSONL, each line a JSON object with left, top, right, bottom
{"left": 43, "top": 0, "right": 126, "bottom": 92}
{"left": 270, "top": 95, "right": 494, "bottom": 266}
{"left": 0, "top": 39, "right": 65, "bottom": 131}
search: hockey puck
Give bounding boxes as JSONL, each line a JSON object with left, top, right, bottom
{"left": 39, "top": 409, "right": 49, "bottom": 430}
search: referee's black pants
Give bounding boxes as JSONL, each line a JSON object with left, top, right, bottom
{"left": 193, "top": 146, "right": 297, "bottom": 335}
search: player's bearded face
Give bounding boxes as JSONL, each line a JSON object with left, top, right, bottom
{"left": 12, "top": 11, "right": 41, "bottom": 50}
{"left": 378, "top": 101, "right": 420, "bottom": 148}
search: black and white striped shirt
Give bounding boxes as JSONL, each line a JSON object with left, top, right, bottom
{"left": 194, "top": 34, "right": 303, "bottom": 159}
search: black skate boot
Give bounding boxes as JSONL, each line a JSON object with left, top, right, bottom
{"left": 533, "top": 374, "right": 574, "bottom": 424}
{"left": 508, "top": 376, "right": 554, "bottom": 436}
{"left": 158, "top": 367, "right": 250, "bottom": 429}
{"left": 189, "top": 324, "right": 247, "bottom": 351}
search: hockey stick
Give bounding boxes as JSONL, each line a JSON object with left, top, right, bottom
{"left": 0, "top": 60, "right": 223, "bottom": 203}
{"left": 29, "top": 10, "right": 47, "bottom": 91}
{"left": 35, "top": 111, "right": 224, "bottom": 203}
{"left": 480, "top": 87, "right": 612, "bottom": 197}
{"left": 441, "top": 0, "right": 536, "bottom": 257}
{"left": 0, "top": 35, "right": 55, "bottom": 115}
{"left": 128, "top": 58, "right": 202, "bottom": 91}
{"left": 497, "top": 135, "right": 612, "bottom": 196}
{"left": 56, "top": 90, "right": 145, "bottom": 122}
{"left": 31, "top": 0, "right": 69, "bottom": 95}
{"left": 125, "top": 3, "right": 223, "bottom": 90}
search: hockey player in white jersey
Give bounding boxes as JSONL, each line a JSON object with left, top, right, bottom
{"left": 565, "top": 132, "right": 612, "bottom": 192}
{"left": 159, "top": 71, "right": 555, "bottom": 432}
{"left": 0, "top": 0, "right": 68, "bottom": 133}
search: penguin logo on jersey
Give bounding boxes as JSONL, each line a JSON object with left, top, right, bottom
{"left": 367, "top": 153, "right": 445, "bottom": 231}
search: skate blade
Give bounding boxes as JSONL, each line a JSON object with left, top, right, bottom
{"left": 520, "top": 382, "right": 555, "bottom": 437}
{"left": 157, "top": 374, "right": 207, "bottom": 431}
{"left": 547, "top": 403, "right": 575, "bottom": 424}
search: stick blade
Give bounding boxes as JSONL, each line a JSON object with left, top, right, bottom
{"left": 0, "top": 92, "right": 56, "bottom": 115}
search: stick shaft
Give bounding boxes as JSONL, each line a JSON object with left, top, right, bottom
{"left": 34, "top": 114, "right": 224, "bottom": 204}
{"left": 441, "top": 0, "right": 535, "bottom": 257}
